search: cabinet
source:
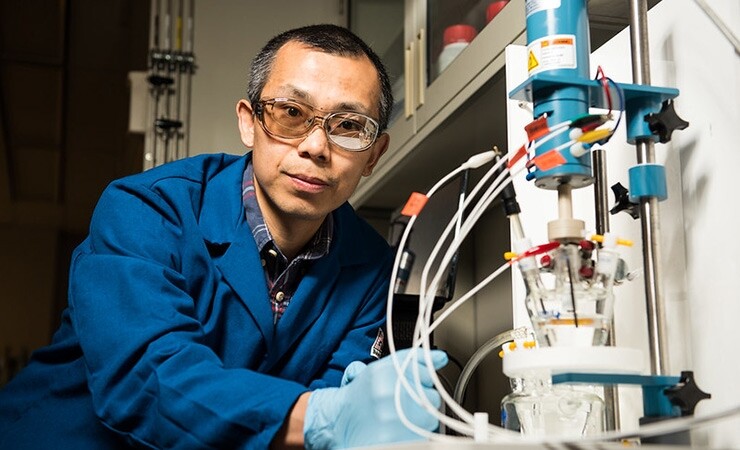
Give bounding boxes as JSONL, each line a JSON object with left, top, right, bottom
{"left": 349, "top": 0, "right": 654, "bottom": 212}
{"left": 351, "top": 0, "right": 527, "bottom": 211}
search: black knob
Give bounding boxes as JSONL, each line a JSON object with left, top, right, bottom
{"left": 609, "top": 182, "right": 640, "bottom": 219}
{"left": 664, "top": 371, "right": 711, "bottom": 416}
{"left": 155, "top": 119, "right": 183, "bottom": 131}
{"left": 645, "top": 99, "right": 689, "bottom": 144}
{"left": 147, "top": 75, "right": 174, "bottom": 87}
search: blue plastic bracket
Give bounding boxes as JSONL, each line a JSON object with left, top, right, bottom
{"left": 552, "top": 372, "right": 682, "bottom": 418}
{"left": 508, "top": 73, "right": 680, "bottom": 144}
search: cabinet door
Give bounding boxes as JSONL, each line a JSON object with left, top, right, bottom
{"left": 349, "top": 0, "right": 414, "bottom": 147}
{"left": 426, "top": 0, "right": 513, "bottom": 85}
{"left": 416, "top": 0, "right": 522, "bottom": 127}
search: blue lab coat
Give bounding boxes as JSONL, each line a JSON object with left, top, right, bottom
{"left": 0, "top": 153, "right": 393, "bottom": 449}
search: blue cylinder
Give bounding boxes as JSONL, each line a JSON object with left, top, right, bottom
{"left": 526, "top": 0, "right": 592, "bottom": 188}
{"left": 629, "top": 164, "right": 668, "bottom": 202}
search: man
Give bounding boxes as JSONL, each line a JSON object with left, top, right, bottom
{"left": 0, "top": 24, "right": 446, "bottom": 449}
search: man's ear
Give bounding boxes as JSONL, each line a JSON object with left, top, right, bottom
{"left": 236, "top": 99, "right": 255, "bottom": 148}
{"left": 362, "top": 132, "right": 390, "bottom": 177}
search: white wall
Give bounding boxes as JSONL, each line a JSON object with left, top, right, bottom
{"left": 507, "top": 0, "right": 739, "bottom": 445}
{"left": 189, "top": 0, "right": 345, "bottom": 156}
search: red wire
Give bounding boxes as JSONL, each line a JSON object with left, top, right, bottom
{"left": 519, "top": 241, "right": 561, "bottom": 260}
{"left": 595, "top": 66, "right": 613, "bottom": 114}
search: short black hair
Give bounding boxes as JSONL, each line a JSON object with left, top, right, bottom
{"left": 247, "top": 24, "right": 393, "bottom": 132}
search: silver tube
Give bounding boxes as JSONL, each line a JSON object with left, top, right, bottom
{"left": 149, "top": 0, "right": 160, "bottom": 54}
{"left": 629, "top": 0, "right": 670, "bottom": 376}
{"left": 639, "top": 188, "right": 670, "bottom": 375}
{"left": 163, "top": 0, "right": 172, "bottom": 52}
{"left": 629, "top": 0, "right": 651, "bottom": 86}
{"left": 186, "top": 0, "right": 195, "bottom": 54}
{"left": 173, "top": 0, "right": 184, "bottom": 161}
{"left": 592, "top": 149, "right": 610, "bottom": 236}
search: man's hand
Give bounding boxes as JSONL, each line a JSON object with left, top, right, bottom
{"left": 303, "top": 349, "right": 448, "bottom": 449}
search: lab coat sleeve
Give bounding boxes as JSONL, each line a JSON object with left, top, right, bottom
{"left": 69, "top": 180, "right": 306, "bottom": 449}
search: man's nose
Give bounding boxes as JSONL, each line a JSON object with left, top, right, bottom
{"left": 296, "top": 120, "right": 331, "bottom": 161}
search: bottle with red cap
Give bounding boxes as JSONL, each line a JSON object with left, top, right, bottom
{"left": 436, "top": 24, "right": 477, "bottom": 76}
{"left": 486, "top": 0, "right": 510, "bottom": 24}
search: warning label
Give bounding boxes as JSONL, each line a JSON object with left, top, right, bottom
{"left": 528, "top": 51, "right": 539, "bottom": 72}
{"left": 527, "top": 34, "right": 577, "bottom": 76}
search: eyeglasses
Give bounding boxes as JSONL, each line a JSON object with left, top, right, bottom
{"left": 254, "top": 97, "right": 380, "bottom": 152}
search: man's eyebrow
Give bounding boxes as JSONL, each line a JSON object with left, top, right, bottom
{"left": 335, "top": 101, "right": 372, "bottom": 115}
{"left": 283, "top": 85, "right": 311, "bottom": 102}
{"left": 276, "top": 85, "right": 373, "bottom": 115}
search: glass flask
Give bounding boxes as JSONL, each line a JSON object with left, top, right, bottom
{"left": 520, "top": 241, "right": 619, "bottom": 347}
{"left": 501, "top": 374, "right": 604, "bottom": 437}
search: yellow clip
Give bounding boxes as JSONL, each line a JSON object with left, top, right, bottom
{"left": 577, "top": 128, "right": 613, "bottom": 144}
{"left": 504, "top": 251, "right": 517, "bottom": 261}
{"left": 523, "top": 340, "right": 536, "bottom": 349}
{"left": 591, "top": 234, "right": 633, "bottom": 247}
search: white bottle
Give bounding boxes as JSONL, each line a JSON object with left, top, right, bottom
{"left": 436, "top": 24, "right": 477, "bottom": 76}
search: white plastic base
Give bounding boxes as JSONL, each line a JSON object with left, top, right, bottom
{"left": 502, "top": 346, "right": 644, "bottom": 378}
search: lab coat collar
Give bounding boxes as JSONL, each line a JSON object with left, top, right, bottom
{"left": 197, "top": 152, "right": 376, "bottom": 362}
{"left": 198, "top": 152, "right": 373, "bottom": 268}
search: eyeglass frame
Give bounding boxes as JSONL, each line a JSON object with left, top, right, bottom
{"left": 253, "top": 97, "right": 381, "bottom": 152}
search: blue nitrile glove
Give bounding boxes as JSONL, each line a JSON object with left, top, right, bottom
{"left": 304, "top": 349, "right": 448, "bottom": 450}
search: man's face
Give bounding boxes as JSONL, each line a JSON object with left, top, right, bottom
{"left": 237, "top": 41, "right": 389, "bottom": 231}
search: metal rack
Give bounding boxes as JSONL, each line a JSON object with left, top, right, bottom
{"left": 143, "top": 0, "right": 196, "bottom": 169}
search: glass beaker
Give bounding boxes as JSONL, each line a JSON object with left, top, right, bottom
{"left": 501, "top": 374, "right": 604, "bottom": 437}
{"left": 521, "top": 242, "right": 617, "bottom": 347}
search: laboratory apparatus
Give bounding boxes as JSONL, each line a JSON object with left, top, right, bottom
{"left": 144, "top": 0, "right": 196, "bottom": 169}
{"left": 382, "top": 0, "right": 725, "bottom": 446}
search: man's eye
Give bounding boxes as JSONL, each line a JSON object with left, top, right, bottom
{"left": 336, "top": 119, "right": 363, "bottom": 132}
{"left": 287, "top": 106, "right": 301, "bottom": 117}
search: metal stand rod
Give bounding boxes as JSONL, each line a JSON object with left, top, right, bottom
{"left": 592, "top": 149, "right": 610, "bottom": 235}
{"left": 182, "top": 0, "right": 195, "bottom": 159}
{"left": 592, "top": 148, "right": 621, "bottom": 431}
{"left": 629, "top": 0, "right": 670, "bottom": 376}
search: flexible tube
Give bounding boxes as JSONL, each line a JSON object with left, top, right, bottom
{"left": 387, "top": 151, "right": 501, "bottom": 437}
{"left": 412, "top": 168, "right": 531, "bottom": 436}
{"left": 388, "top": 119, "right": 618, "bottom": 441}
{"left": 453, "top": 328, "right": 530, "bottom": 405}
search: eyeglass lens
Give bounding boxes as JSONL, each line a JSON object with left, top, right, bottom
{"left": 260, "top": 99, "right": 378, "bottom": 151}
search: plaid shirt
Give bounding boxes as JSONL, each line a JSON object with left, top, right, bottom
{"left": 242, "top": 162, "right": 333, "bottom": 324}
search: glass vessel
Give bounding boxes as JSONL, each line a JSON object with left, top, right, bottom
{"left": 501, "top": 375, "right": 604, "bottom": 436}
{"left": 518, "top": 241, "right": 619, "bottom": 347}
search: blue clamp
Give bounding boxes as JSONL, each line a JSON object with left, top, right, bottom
{"left": 552, "top": 372, "right": 681, "bottom": 418}
{"left": 629, "top": 164, "right": 667, "bottom": 202}
{"left": 553, "top": 371, "right": 710, "bottom": 419}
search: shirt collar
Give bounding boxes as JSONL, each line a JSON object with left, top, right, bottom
{"left": 242, "top": 160, "right": 333, "bottom": 261}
